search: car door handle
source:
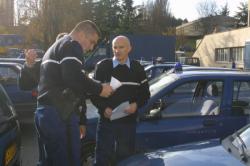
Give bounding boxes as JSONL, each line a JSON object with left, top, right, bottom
{"left": 203, "top": 119, "right": 217, "bottom": 127}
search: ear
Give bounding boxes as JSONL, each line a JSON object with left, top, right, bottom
{"left": 128, "top": 45, "right": 132, "bottom": 53}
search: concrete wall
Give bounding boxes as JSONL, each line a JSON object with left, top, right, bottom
{"left": 193, "top": 27, "right": 250, "bottom": 68}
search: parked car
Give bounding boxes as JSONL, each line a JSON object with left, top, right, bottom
{"left": 0, "top": 58, "right": 25, "bottom": 65}
{"left": 83, "top": 69, "right": 250, "bottom": 163}
{"left": 5, "top": 48, "right": 24, "bottom": 58}
{"left": 149, "top": 66, "right": 240, "bottom": 85}
{"left": 0, "top": 62, "right": 37, "bottom": 123}
{"left": 118, "top": 123, "right": 250, "bottom": 166}
{"left": 0, "top": 83, "right": 21, "bottom": 166}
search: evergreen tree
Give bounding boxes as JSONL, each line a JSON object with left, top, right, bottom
{"left": 219, "top": 3, "right": 229, "bottom": 16}
{"left": 234, "top": 1, "right": 248, "bottom": 28}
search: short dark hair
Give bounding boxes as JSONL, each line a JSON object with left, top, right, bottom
{"left": 72, "top": 20, "right": 101, "bottom": 38}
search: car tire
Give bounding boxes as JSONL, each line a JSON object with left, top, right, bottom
{"left": 81, "top": 140, "right": 96, "bottom": 166}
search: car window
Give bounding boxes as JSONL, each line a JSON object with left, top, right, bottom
{"left": 0, "top": 66, "right": 18, "bottom": 84}
{"left": 144, "top": 80, "right": 223, "bottom": 120}
{"left": 149, "top": 74, "right": 179, "bottom": 96}
{"left": 232, "top": 81, "right": 250, "bottom": 115}
{"left": 0, "top": 84, "right": 15, "bottom": 126}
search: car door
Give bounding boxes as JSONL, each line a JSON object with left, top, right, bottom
{"left": 0, "top": 84, "right": 21, "bottom": 166}
{"left": 0, "top": 64, "right": 36, "bottom": 122}
{"left": 136, "top": 76, "right": 226, "bottom": 152}
{"left": 218, "top": 77, "right": 250, "bottom": 138}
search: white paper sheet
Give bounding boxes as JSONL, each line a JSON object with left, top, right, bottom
{"left": 110, "top": 76, "right": 122, "bottom": 90}
{"left": 110, "top": 101, "right": 130, "bottom": 120}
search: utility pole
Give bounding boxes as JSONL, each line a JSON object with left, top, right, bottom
{"left": 248, "top": 0, "right": 250, "bottom": 26}
{"left": 0, "top": 0, "right": 14, "bottom": 26}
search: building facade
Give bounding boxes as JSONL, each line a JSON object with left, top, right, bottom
{"left": 0, "top": 0, "right": 14, "bottom": 26}
{"left": 193, "top": 27, "right": 250, "bottom": 69}
{"left": 193, "top": 0, "right": 250, "bottom": 69}
{"left": 176, "top": 15, "right": 236, "bottom": 38}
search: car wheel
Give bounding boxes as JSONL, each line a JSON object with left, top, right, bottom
{"left": 81, "top": 140, "right": 95, "bottom": 166}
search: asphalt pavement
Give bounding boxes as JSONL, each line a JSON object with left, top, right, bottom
{"left": 20, "top": 123, "right": 39, "bottom": 166}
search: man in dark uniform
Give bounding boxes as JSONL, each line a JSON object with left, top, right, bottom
{"left": 91, "top": 35, "right": 150, "bottom": 166}
{"left": 35, "top": 20, "right": 113, "bottom": 166}
{"left": 19, "top": 33, "right": 90, "bottom": 141}
{"left": 19, "top": 32, "right": 68, "bottom": 90}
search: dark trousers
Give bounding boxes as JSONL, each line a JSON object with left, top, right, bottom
{"left": 94, "top": 120, "right": 136, "bottom": 166}
{"left": 34, "top": 105, "right": 81, "bottom": 166}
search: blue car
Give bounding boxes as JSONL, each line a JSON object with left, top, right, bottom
{"left": 0, "top": 62, "right": 37, "bottom": 123}
{"left": 0, "top": 84, "right": 21, "bottom": 166}
{"left": 118, "top": 123, "right": 250, "bottom": 166}
{"left": 83, "top": 69, "right": 250, "bottom": 163}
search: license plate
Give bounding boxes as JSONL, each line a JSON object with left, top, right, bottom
{"left": 4, "top": 143, "right": 17, "bottom": 166}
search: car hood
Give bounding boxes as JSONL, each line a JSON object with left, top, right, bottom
{"left": 118, "top": 139, "right": 245, "bottom": 166}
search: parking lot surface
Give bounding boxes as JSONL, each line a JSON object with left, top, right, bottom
{"left": 20, "top": 124, "right": 38, "bottom": 166}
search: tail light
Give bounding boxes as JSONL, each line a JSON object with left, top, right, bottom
{"left": 31, "top": 89, "right": 38, "bottom": 98}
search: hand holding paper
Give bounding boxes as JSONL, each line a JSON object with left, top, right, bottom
{"left": 110, "top": 76, "right": 122, "bottom": 90}
{"left": 110, "top": 101, "right": 130, "bottom": 120}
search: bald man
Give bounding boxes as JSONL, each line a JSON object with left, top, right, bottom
{"left": 91, "top": 35, "right": 150, "bottom": 165}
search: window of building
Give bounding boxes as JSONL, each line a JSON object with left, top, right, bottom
{"left": 231, "top": 47, "right": 243, "bottom": 62}
{"left": 215, "top": 48, "right": 230, "bottom": 62}
{"left": 215, "top": 47, "right": 244, "bottom": 62}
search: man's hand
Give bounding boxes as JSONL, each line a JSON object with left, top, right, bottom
{"left": 25, "top": 49, "right": 38, "bottom": 67}
{"left": 104, "top": 107, "right": 112, "bottom": 119}
{"left": 100, "top": 84, "right": 113, "bottom": 97}
{"left": 124, "top": 102, "right": 137, "bottom": 114}
{"left": 79, "top": 125, "right": 86, "bottom": 139}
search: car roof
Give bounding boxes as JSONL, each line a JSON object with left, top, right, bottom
{"left": 0, "top": 58, "right": 25, "bottom": 64}
{"left": 182, "top": 66, "right": 240, "bottom": 71}
{"left": 173, "top": 70, "right": 250, "bottom": 78}
{"left": 145, "top": 63, "right": 190, "bottom": 69}
{"left": 0, "top": 62, "right": 22, "bottom": 70}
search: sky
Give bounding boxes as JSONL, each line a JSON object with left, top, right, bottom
{"left": 134, "top": 0, "right": 246, "bottom": 21}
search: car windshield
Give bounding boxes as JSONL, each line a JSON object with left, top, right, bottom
{"left": 149, "top": 72, "right": 169, "bottom": 85}
{"left": 150, "top": 73, "right": 179, "bottom": 96}
{"left": 221, "top": 124, "right": 250, "bottom": 166}
{"left": 232, "top": 126, "right": 250, "bottom": 156}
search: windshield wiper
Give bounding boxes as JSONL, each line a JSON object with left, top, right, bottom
{"left": 236, "top": 133, "right": 248, "bottom": 162}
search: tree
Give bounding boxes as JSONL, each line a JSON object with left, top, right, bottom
{"left": 80, "top": 0, "right": 95, "bottom": 21}
{"left": 196, "top": 0, "right": 219, "bottom": 34}
{"left": 94, "top": 0, "right": 121, "bottom": 37}
{"left": 196, "top": 0, "right": 218, "bottom": 17}
{"left": 136, "top": 0, "right": 174, "bottom": 34}
{"left": 234, "top": 1, "right": 248, "bottom": 28}
{"left": 219, "top": 3, "right": 230, "bottom": 16}
{"left": 120, "top": 0, "right": 137, "bottom": 33}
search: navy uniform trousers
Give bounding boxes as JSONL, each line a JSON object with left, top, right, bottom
{"left": 34, "top": 104, "right": 81, "bottom": 166}
{"left": 94, "top": 120, "right": 136, "bottom": 166}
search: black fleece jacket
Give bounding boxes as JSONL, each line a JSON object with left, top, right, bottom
{"left": 91, "top": 58, "right": 150, "bottom": 123}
